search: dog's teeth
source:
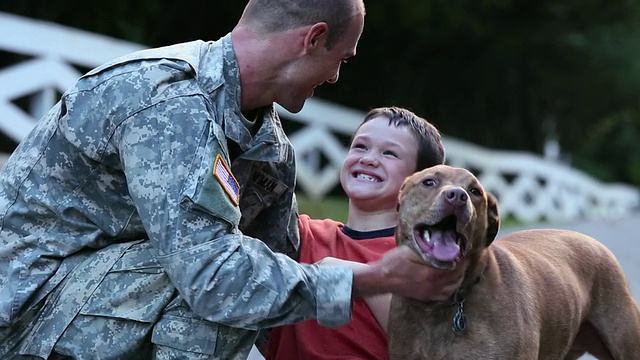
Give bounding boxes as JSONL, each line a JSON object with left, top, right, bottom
{"left": 423, "top": 230, "right": 431, "bottom": 244}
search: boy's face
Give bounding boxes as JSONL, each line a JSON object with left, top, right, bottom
{"left": 340, "top": 116, "right": 419, "bottom": 211}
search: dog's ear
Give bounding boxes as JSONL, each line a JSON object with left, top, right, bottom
{"left": 485, "top": 192, "right": 500, "bottom": 246}
{"left": 396, "top": 177, "right": 410, "bottom": 212}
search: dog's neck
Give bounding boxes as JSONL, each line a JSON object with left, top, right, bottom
{"left": 440, "top": 252, "right": 488, "bottom": 333}
{"left": 453, "top": 276, "right": 480, "bottom": 303}
{"left": 450, "top": 250, "right": 488, "bottom": 305}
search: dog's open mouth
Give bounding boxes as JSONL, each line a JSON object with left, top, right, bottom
{"left": 413, "top": 215, "right": 463, "bottom": 268}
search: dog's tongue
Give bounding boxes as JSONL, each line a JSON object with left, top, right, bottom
{"left": 431, "top": 230, "right": 460, "bottom": 262}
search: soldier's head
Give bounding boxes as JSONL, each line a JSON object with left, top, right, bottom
{"left": 236, "top": 0, "right": 365, "bottom": 113}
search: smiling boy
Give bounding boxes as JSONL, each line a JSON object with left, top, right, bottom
{"left": 266, "top": 107, "right": 465, "bottom": 360}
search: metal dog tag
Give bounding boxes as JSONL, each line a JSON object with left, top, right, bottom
{"left": 452, "top": 300, "right": 467, "bottom": 333}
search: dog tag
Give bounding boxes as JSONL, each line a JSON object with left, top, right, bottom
{"left": 452, "top": 301, "right": 467, "bottom": 333}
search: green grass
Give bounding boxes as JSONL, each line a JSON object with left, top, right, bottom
{"left": 297, "top": 194, "right": 349, "bottom": 223}
{"left": 499, "top": 215, "right": 523, "bottom": 229}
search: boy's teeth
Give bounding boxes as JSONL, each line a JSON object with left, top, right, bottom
{"left": 357, "top": 173, "right": 378, "bottom": 182}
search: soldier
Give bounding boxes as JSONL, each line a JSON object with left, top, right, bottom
{"left": 0, "top": 1, "right": 461, "bottom": 358}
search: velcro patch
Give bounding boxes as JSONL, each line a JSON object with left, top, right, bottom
{"left": 213, "top": 154, "right": 240, "bottom": 206}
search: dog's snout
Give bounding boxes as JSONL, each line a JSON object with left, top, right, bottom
{"left": 445, "top": 187, "right": 468, "bottom": 205}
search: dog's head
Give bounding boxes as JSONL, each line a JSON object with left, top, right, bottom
{"left": 396, "top": 165, "right": 500, "bottom": 269}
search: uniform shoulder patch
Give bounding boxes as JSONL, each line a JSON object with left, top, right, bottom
{"left": 213, "top": 154, "right": 240, "bottom": 206}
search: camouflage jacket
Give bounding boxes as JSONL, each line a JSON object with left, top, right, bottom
{"left": 0, "top": 34, "right": 352, "bottom": 334}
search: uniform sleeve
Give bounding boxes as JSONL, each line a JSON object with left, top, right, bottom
{"left": 115, "top": 97, "right": 352, "bottom": 329}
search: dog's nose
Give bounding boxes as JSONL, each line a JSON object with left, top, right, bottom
{"left": 445, "top": 187, "right": 468, "bottom": 205}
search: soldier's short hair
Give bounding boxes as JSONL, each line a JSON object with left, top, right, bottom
{"left": 241, "top": 0, "right": 365, "bottom": 49}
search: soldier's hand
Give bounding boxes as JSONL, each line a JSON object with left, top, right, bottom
{"left": 353, "top": 245, "right": 465, "bottom": 302}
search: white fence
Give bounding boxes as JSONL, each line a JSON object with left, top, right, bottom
{"left": 1, "top": 11, "right": 638, "bottom": 224}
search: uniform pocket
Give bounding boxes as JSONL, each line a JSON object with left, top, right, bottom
{"left": 151, "top": 314, "right": 218, "bottom": 355}
{"left": 78, "top": 242, "right": 175, "bottom": 323}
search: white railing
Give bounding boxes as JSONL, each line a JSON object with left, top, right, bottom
{"left": 443, "top": 138, "right": 640, "bottom": 223}
{"left": 1, "top": 11, "right": 638, "bottom": 224}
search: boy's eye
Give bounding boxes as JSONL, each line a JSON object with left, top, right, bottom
{"left": 384, "top": 150, "right": 398, "bottom": 157}
{"left": 352, "top": 143, "right": 366, "bottom": 150}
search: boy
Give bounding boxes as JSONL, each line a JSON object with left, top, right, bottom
{"left": 266, "top": 107, "right": 464, "bottom": 359}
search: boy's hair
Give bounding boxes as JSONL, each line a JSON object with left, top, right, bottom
{"left": 240, "top": 0, "right": 365, "bottom": 50}
{"left": 354, "top": 107, "right": 445, "bottom": 171}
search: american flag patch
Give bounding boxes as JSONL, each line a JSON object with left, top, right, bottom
{"left": 213, "top": 154, "right": 240, "bottom": 206}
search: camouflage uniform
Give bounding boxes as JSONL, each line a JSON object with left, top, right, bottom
{"left": 0, "top": 34, "right": 353, "bottom": 359}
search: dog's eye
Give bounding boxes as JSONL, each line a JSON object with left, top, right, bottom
{"left": 469, "top": 187, "right": 482, "bottom": 196}
{"left": 422, "top": 179, "right": 436, "bottom": 187}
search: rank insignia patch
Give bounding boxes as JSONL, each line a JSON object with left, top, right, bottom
{"left": 213, "top": 154, "right": 240, "bottom": 206}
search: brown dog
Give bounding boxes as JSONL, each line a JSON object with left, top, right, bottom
{"left": 388, "top": 165, "right": 640, "bottom": 359}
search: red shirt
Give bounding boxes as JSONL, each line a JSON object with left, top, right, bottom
{"left": 266, "top": 215, "right": 395, "bottom": 360}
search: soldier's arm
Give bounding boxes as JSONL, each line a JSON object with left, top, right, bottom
{"left": 115, "top": 99, "right": 353, "bottom": 329}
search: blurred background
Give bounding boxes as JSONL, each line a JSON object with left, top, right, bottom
{"left": 2, "top": 0, "right": 640, "bottom": 224}
{"left": 3, "top": 0, "right": 640, "bottom": 185}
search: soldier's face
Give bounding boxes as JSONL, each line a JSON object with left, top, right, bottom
{"left": 277, "top": 12, "right": 364, "bottom": 113}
